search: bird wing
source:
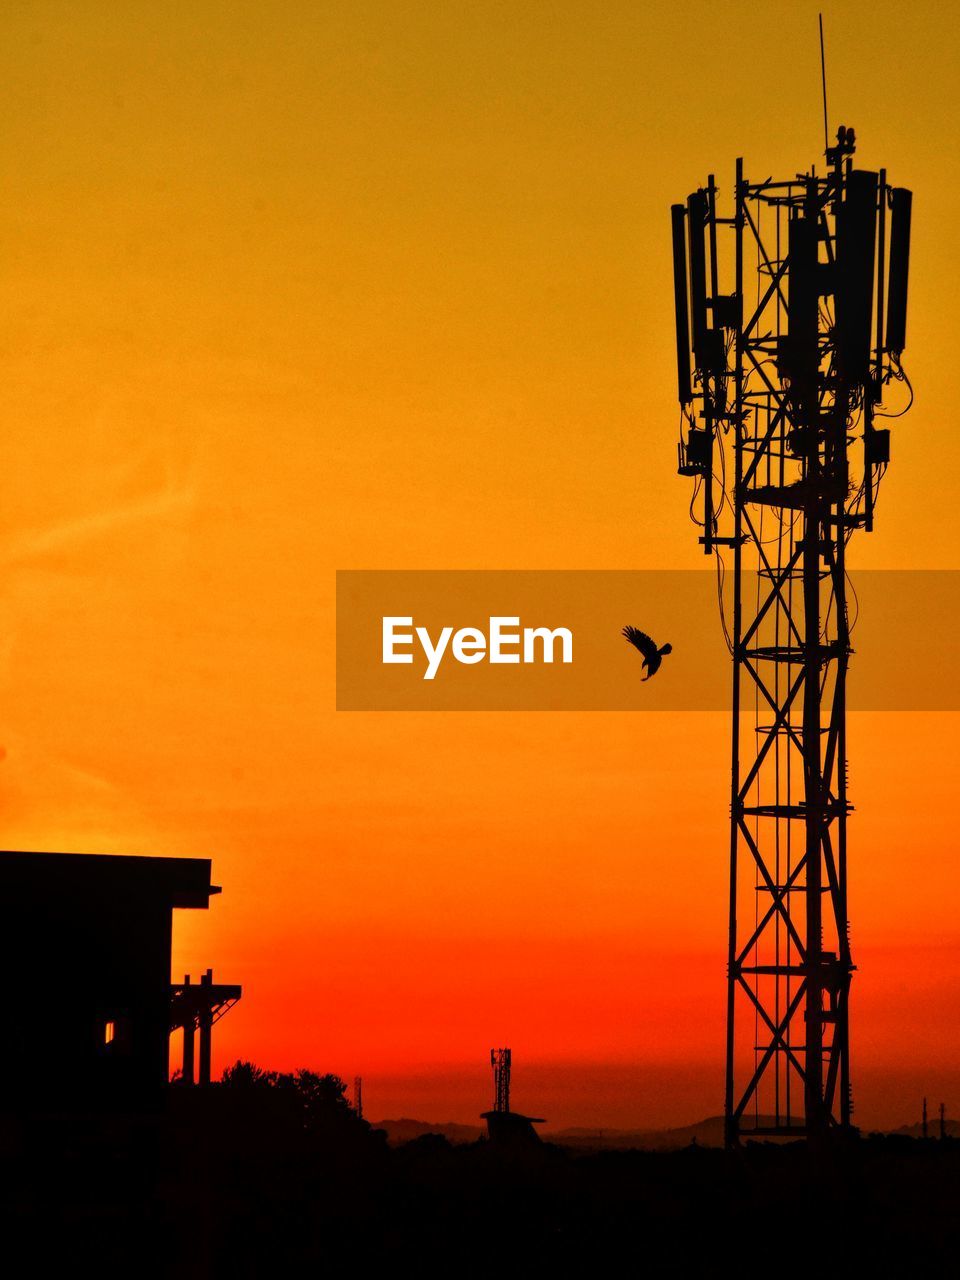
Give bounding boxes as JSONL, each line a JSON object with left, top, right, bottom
{"left": 621, "top": 626, "right": 660, "bottom": 664}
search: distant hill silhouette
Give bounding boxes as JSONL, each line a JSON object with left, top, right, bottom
{"left": 375, "top": 1113, "right": 959, "bottom": 1151}
{"left": 890, "top": 1118, "right": 960, "bottom": 1139}
{"left": 551, "top": 1115, "right": 727, "bottom": 1150}
{"left": 373, "top": 1117, "right": 484, "bottom": 1145}
{"left": 375, "top": 1115, "right": 732, "bottom": 1150}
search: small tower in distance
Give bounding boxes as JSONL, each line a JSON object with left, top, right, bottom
{"left": 492, "top": 1048, "right": 510, "bottom": 1113}
{"left": 481, "top": 1048, "right": 544, "bottom": 1147}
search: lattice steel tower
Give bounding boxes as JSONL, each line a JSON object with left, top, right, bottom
{"left": 491, "top": 1047, "right": 511, "bottom": 1113}
{"left": 671, "top": 127, "right": 913, "bottom": 1143}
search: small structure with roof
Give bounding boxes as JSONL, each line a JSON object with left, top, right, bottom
{"left": 481, "top": 1047, "right": 544, "bottom": 1146}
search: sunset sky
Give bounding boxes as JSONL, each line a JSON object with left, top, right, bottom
{"left": 0, "top": 0, "right": 957, "bottom": 1130}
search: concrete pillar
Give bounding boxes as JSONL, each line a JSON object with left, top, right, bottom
{"left": 198, "top": 968, "right": 213, "bottom": 1086}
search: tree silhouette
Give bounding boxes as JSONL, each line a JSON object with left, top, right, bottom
{"left": 220, "top": 1059, "right": 277, "bottom": 1090}
{"left": 219, "top": 1061, "right": 379, "bottom": 1148}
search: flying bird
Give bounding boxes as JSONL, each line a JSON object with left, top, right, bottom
{"left": 622, "top": 626, "right": 673, "bottom": 680}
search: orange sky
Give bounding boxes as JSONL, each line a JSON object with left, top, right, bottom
{"left": 0, "top": 1, "right": 956, "bottom": 1131}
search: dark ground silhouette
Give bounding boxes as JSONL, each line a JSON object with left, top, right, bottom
{"left": 3, "top": 1063, "right": 958, "bottom": 1275}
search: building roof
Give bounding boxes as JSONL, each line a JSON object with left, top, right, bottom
{"left": 0, "top": 850, "right": 219, "bottom": 909}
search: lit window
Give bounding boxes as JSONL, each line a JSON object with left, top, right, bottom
{"left": 104, "top": 1020, "right": 115, "bottom": 1045}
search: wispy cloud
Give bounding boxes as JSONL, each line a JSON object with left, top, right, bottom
{"left": 2, "top": 482, "right": 195, "bottom": 565}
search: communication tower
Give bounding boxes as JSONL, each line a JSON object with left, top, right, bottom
{"left": 491, "top": 1047, "right": 511, "bottom": 1113}
{"left": 671, "top": 126, "right": 913, "bottom": 1143}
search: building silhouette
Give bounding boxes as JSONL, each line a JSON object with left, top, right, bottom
{"left": 0, "top": 850, "right": 238, "bottom": 1109}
